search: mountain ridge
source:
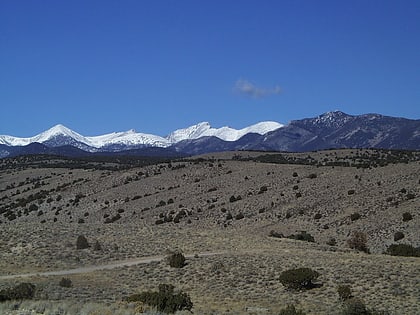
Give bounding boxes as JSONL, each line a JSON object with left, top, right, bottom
{"left": 1, "top": 111, "right": 419, "bottom": 158}
{"left": 0, "top": 121, "right": 283, "bottom": 150}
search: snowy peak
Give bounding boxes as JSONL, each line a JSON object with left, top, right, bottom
{"left": 0, "top": 120, "right": 283, "bottom": 150}
{"left": 0, "top": 124, "right": 86, "bottom": 146}
{"left": 166, "top": 122, "right": 212, "bottom": 143}
{"left": 33, "top": 124, "right": 87, "bottom": 144}
{"left": 167, "top": 121, "right": 283, "bottom": 143}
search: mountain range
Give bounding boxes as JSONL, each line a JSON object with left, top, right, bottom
{"left": 1, "top": 111, "right": 419, "bottom": 158}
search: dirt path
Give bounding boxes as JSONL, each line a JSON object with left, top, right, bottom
{"left": 0, "top": 251, "right": 225, "bottom": 280}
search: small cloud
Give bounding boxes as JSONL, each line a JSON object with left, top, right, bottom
{"left": 233, "top": 79, "right": 282, "bottom": 98}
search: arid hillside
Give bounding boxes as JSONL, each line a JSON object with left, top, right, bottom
{"left": 0, "top": 149, "right": 419, "bottom": 314}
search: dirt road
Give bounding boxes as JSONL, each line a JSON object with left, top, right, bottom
{"left": 0, "top": 251, "right": 225, "bottom": 280}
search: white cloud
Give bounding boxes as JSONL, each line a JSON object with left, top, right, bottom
{"left": 233, "top": 79, "right": 282, "bottom": 98}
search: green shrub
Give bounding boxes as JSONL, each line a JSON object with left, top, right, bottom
{"left": 314, "top": 213, "right": 322, "bottom": 220}
{"left": 287, "top": 231, "right": 315, "bottom": 243}
{"left": 168, "top": 251, "right": 186, "bottom": 268}
{"left": 59, "top": 277, "right": 72, "bottom": 288}
{"left": 385, "top": 244, "right": 420, "bottom": 257}
{"left": 278, "top": 304, "right": 306, "bottom": 315}
{"left": 279, "top": 267, "right": 320, "bottom": 290}
{"left": 393, "top": 231, "right": 404, "bottom": 241}
{"left": 93, "top": 240, "right": 102, "bottom": 251}
{"left": 341, "top": 298, "right": 370, "bottom": 315}
{"left": 258, "top": 185, "right": 268, "bottom": 194}
{"left": 347, "top": 231, "right": 369, "bottom": 253}
{"left": 0, "top": 283, "right": 36, "bottom": 302}
{"left": 269, "top": 230, "right": 284, "bottom": 238}
{"left": 337, "top": 285, "right": 352, "bottom": 301}
{"left": 402, "top": 212, "right": 413, "bottom": 221}
{"left": 326, "top": 238, "right": 337, "bottom": 246}
{"left": 76, "top": 235, "right": 90, "bottom": 249}
{"left": 126, "top": 284, "right": 192, "bottom": 313}
{"left": 229, "top": 195, "right": 241, "bottom": 202}
{"left": 350, "top": 212, "right": 361, "bottom": 221}
{"left": 406, "top": 193, "right": 415, "bottom": 200}
{"left": 28, "top": 204, "right": 38, "bottom": 212}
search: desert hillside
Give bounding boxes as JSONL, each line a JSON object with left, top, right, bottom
{"left": 0, "top": 149, "right": 419, "bottom": 314}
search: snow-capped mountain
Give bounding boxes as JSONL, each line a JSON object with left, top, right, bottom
{"left": 0, "top": 121, "right": 283, "bottom": 152}
{"left": 1, "top": 111, "right": 418, "bottom": 158}
{"left": 167, "top": 121, "right": 283, "bottom": 142}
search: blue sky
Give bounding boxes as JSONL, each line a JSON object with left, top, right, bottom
{"left": 1, "top": 0, "right": 419, "bottom": 137}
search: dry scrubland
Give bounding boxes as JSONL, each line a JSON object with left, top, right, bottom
{"left": 0, "top": 149, "right": 419, "bottom": 314}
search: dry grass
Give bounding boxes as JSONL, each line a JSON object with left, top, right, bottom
{"left": 0, "top": 150, "right": 419, "bottom": 314}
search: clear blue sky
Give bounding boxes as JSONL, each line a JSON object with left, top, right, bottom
{"left": 1, "top": 0, "right": 419, "bottom": 137}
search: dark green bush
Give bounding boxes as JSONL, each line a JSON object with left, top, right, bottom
{"left": 402, "top": 212, "right": 413, "bottom": 221}
{"left": 350, "top": 212, "right": 361, "bottom": 221}
{"left": 341, "top": 298, "right": 370, "bottom": 315}
{"left": 385, "top": 244, "right": 420, "bottom": 257}
{"left": 168, "top": 251, "right": 186, "bottom": 268}
{"left": 326, "top": 238, "right": 337, "bottom": 246}
{"left": 278, "top": 304, "right": 306, "bottom": 315}
{"left": 126, "top": 284, "right": 192, "bottom": 313}
{"left": 258, "top": 185, "right": 268, "bottom": 194}
{"left": 393, "top": 231, "right": 404, "bottom": 241}
{"left": 279, "top": 267, "right": 320, "bottom": 290}
{"left": 337, "top": 285, "right": 352, "bottom": 301}
{"left": 406, "top": 193, "right": 415, "bottom": 200}
{"left": 59, "top": 277, "right": 72, "bottom": 288}
{"left": 76, "top": 235, "right": 90, "bottom": 249}
{"left": 347, "top": 231, "right": 369, "bottom": 253}
{"left": 28, "top": 204, "right": 38, "bottom": 212}
{"left": 0, "top": 283, "right": 36, "bottom": 301}
{"left": 229, "top": 195, "right": 241, "bottom": 202}
{"left": 93, "top": 240, "right": 102, "bottom": 251}
{"left": 287, "top": 231, "right": 315, "bottom": 243}
{"left": 314, "top": 213, "right": 322, "bottom": 220}
{"left": 269, "top": 230, "right": 284, "bottom": 238}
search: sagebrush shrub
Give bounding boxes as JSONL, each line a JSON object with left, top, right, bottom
{"left": 287, "top": 231, "right": 315, "bottom": 243}
{"left": 168, "top": 251, "right": 186, "bottom": 268}
{"left": 76, "top": 235, "right": 89, "bottom": 249}
{"left": 341, "top": 298, "right": 370, "bottom": 315}
{"left": 385, "top": 244, "right": 420, "bottom": 257}
{"left": 350, "top": 212, "right": 361, "bottom": 221}
{"left": 347, "top": 231, "right": 369, "bottom": 253}
{"left": 59, "top": 277, "right": 72, "bottom": 288}
{"left": 126, "top": 284, "right": 192, "bottom": 313}
{"left": 0, "top": 283, "right": 35, "bottom": 302}
{"left": 393, "top": 231, "right": 404, "bottom": 241}
{"left": 402, "top": 212, "right": 413, "bottom": 221}
{"left": 337, "top": 285, "right": 352, "bottom": 301}
{"left": 278, "top": 304, "right": 306, "bottom": 315}
{"left": 279, "top": 267, "right": 320, "bottom": 290}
